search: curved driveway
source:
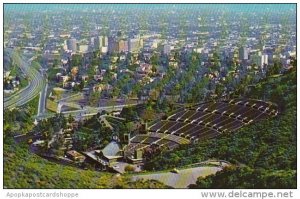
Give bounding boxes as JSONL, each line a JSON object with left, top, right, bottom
{"left": 132, "top": 161, "right": 229, "bottom": 188}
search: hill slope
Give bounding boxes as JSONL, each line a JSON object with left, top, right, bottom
{"left": 144, "top": 69, "right": 296, "bottom": 188}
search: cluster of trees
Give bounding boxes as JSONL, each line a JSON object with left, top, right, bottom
{"left": 71, "top": 112, "right": 135, "bottom": 151}
{"left": 190, "top": 166, "right": 296, "bottom": 189}
{"left": 4, "top": 94, "right": 41, "bottom": 139}
{"left": 144, "top": 69, "right": 296, "bottom": 188}
{"left": 4, "top": 107, "right": 168, "bottom": 188}
{"left": 4, "top": 108, "right": 33, "bottom": 139}
{"left": 4, "top": 138, "right": 168, "bottom": 188}
{"left": 72, "top": 115, "right": 112, "bottom": 151}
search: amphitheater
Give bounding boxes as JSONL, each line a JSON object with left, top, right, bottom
{"left": 124, "top": 98, "right": 278, "bottom": 159}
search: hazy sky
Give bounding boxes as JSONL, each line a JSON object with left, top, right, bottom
{"left": 4, "top": 3, "right": 296, "bottom": 13}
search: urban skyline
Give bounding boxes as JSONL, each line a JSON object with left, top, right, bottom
{"left": 3, "top": 3, "right": 297, "bottom": 191}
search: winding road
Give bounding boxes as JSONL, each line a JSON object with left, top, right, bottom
{"left": 132, "top": 161, "right": 230, "bottom": 188}
{"left": 4, "top": 49, "right": 46, "bottom": 110}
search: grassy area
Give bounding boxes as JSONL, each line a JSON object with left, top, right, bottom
{"left": 6, "top": 63, "right": 29, "bottom": 90}
{"left": 4, "top": 91, "right": 168, "bottom": 189}
{"left": 60, "top": 93, "right": 84, "bottom": 102}
{"left": 31, "top": 61, "right": 41, "bottom": 71}
{"left": 3, "top": 139, "right": 110, "bottom": 188}
{"left": 19, "top": 77, "right": 29, "bottom": 89}
{"left": 52, "top": 87, "right": 67, "bottom": 100}
{"left": 46, "top": 99, "right": 58, "bottom": 112}
{"left": 3, "top": 138, "right": 168, "bottom": 188}
{"left": 22, "top": 94, "right": 40, "bottom": 117}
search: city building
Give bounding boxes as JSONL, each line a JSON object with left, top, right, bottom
{"left": 239, "top": 47, "right": 249, "bottom": 60}
{"left": 262, "top": 54, "right": 268, "bottom": 66}
{"left": 94, "top": 36, "right": 103, "bottom": 50}
{"left": 103, "top": 36, "right": 108, "bottom": 47}
{"left": 108, "top": 36, "right": 117, "bottom": 53}
{"left": 94, "top": 36, "right": 108, "bottom": 50}
{"left": 164, "top": 44, "right": 172, "bottom": 55}
{"left": 251, "top": 53, "right": 268, "bottom": 68}
{"left": 128, "top": 38, "right": 141, "bottom": 53}
{"left": 78, "top": 44, "right": 89, "bottom": 53}
{"left": 117, "top": 39, "right": 128, "bottom": 53}
{"left": 66, "top": 38, "right": 77, "bottom": 52}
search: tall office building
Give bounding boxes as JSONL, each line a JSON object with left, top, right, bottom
{"left": 139, "top": 39, "right": 144, "bottom": 49}
{"left": 239, "top": 47, "right": 249, "bottom": 60}
{"left": 128, "top": 38, "right": 140, "bottom": 53}
{"left": 108, "top": 36, "right": 117, "bottom": 53}
{"left": 67, "top": 38, "right": 77, "bottom": 52}
{"left": 103, "top": 36, "right": 108, "bottom": 47}
{"left": 252, "top": 53, "right": 268, "bottom": 68}
{"left": 94, "top": 36, "right": 103, "bottom": 49}
{"left": 117, "top": 39, "right": 128, "bottom": 53}
{"left": 262, "top": 54, "right": 268, "bottom": 66}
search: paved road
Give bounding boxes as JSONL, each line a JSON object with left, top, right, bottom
{"left": 4, "top": 49, "right": 46, "bottom": 109}
{"left": 37, "top": 82, "right": 48, "bottom": 117}
{"left": 132, "top": 162, "right": 228, "bottom": 188}
{"left": 36, "top": 103, "right": 138, "bottom": 120}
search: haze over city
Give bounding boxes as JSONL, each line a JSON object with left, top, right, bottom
{"left": 3, "top": 3, "right": 297, "bottom": 190}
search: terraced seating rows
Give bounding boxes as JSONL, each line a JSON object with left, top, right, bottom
{"left": 126, "top": 99, "right": 277, "bottom": 157}
{"left": 177, "top": 110, "right": 197, "bottom": 122}
{"left": 186, "top": 111, "right": 208, "bottom": 122}
{"left": 143, "top": 137, "right": 161, "bottom": 144}
{"left": 168, "top": 110, "right": 186, "bottom": 121}
{"left": 148, "top": 132, "right": 190, "bottom": 144}
{"left": 157, "top": 121, "right": 178, "bottom": 133}
{"left": 130, "top": 135, "right": 149, "bottom": 143}
{"left": 148, "top": 121, "right": 165, "bottom": 132}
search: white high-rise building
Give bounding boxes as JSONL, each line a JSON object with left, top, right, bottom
{"left": 128, "top": 38, "right": 140, "bottom": 53}
{"left": 94, "top": 36, "right": 103, "bottom": 49}
{"left": 252, "top": 54, "right": 268, "bottom": 68}
{"left": 103, "top": 36, "right": 108, "bottom": 47}
{"left": 163, "top": 44, "right": 171, "bottom": 55}
{"left": 262, "top": 54, "right": 268, "bottom": 66}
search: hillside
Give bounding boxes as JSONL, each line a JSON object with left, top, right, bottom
{"left": 3, "top": 107, "right": 168, "bottom": 188}
{"left": 144, "top": 69, "right": 296, "bottom": 188}
{"left": 4, "top": 138, "right": 168, "bottom": 188}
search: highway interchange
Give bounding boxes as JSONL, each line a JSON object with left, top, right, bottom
{"left": 4, "top": 49, "right": 138, "bottom": 120}
{"left": 4, "top": 49, "right": 46, "bottom": 110}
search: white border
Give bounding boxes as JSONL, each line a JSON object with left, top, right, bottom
{"left": 0, "top": 1, "right": 299, "bottom": 199}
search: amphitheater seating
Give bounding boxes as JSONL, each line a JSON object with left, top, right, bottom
{"left": 125, "top": 98, "right": 277, "bottom": 158}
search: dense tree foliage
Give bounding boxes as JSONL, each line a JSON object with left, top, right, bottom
{"left": 4, "top": 108, "right": 167, "bottom": 188}
{"left": 4, "top": 138, "right": 168, "bottom": 188}
{"left": 72, "top": 115, "right": 113, "bottom": 151}
{"left": 144, "top": 70, "right": 296, "bottom": 188}
{"left": 190, "top": 166, "right": 296, "bottom": 189}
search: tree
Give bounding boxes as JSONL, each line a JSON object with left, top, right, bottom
{"left": 68, "top": 114, "right": 74, "bottom": 124}
{"left": 53, "top": 59, "right": 59, "bottom": 68}
{"left": 124, "top": 165, "right": 135, "bottom": 173}
{"left": 79, "top": 80, "right": 85, "bottom": 90}
{"left": 141, "top": 107, "right": 155, "bottom": 122}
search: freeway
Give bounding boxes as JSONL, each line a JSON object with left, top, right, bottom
{"left": 37, "top": 82, "right": 48, "bottom": 117}
{"left": 4, "top": 49, "right": 46, "bottom": 109}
